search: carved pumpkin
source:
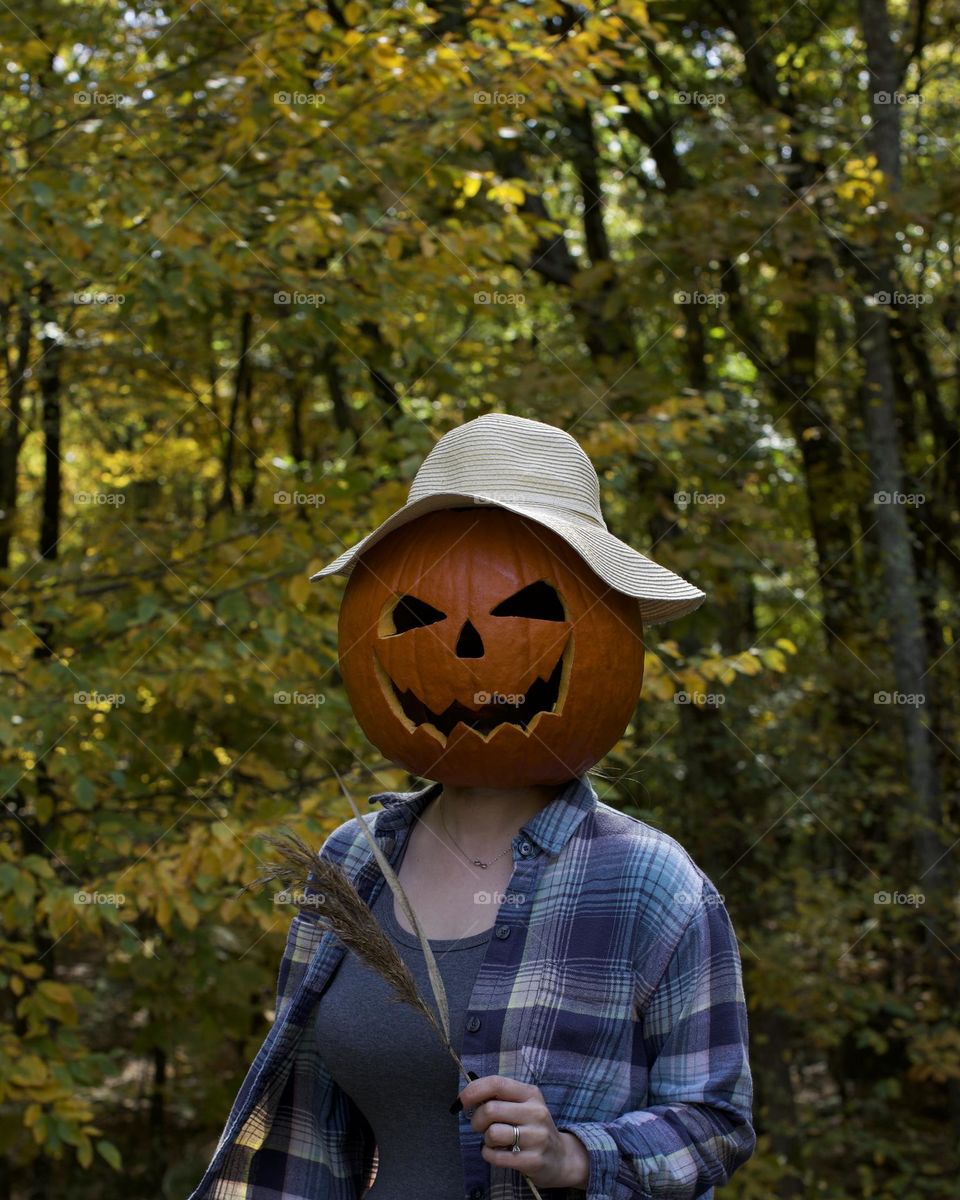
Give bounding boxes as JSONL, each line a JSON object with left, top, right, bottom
{"left": 337, "top": 506, "right": 645, "bottom": 787}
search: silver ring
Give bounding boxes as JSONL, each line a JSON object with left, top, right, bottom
{"left": 511, "top": 1124, "right": 521, "bottom": 1153}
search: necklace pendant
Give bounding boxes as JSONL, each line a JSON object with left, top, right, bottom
{"left": 475, "top": 860, "right": 487, "bottom": 868}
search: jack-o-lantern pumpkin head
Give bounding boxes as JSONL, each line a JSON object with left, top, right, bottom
{"left": 337, "top": 506, "right": 645, "bottom": 786}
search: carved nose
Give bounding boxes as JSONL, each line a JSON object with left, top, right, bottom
{"left": 455, "top": 619, "right": 484, "bottom": 658}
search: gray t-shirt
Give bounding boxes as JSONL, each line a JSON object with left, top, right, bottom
{"left": 314, "top": 841, "right": 492, "bottom": 1198}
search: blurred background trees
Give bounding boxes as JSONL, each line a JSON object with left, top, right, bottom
{"left": 0, "top": 1, "right": 957, "bottom": 1196}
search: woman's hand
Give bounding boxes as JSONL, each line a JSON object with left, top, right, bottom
{"left": 456, "top": 1073, "right": 590, "bottom": 1190}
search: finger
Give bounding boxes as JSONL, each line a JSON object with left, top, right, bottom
{"left": 457, "top": 1073, "right": 538, "bottom": 1111}
{"left": 483, "top": 1121, "right": 531, "bottom": 1154}
{"left": 449, "top": 1070, "right": 478, "bottom": 1114}
{"left": 469, "top": 1096, "right": 537, "bottom": 1135}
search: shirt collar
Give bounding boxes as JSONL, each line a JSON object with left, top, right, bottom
{"left": 366, "top": 773, "right": 598, "bottom": 856}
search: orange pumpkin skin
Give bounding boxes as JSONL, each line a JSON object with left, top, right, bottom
{"left": 337, "top": 507, "right": 645, "bottom": 787}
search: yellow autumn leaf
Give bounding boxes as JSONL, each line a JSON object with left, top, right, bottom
{"left": 644, "top": 671, "right": 675, "bottom": 702}
{"left": 288, "top": 574, "right": 311, "bottom": 606}
{"left": 487, "top": 181, "right": 526, "bottom": 206}
{"left": 837, "top": 178, "right": 873, "bottom": 205}
{"left": 174, "top": 896, "right": 199, "bottom": 931}
{"left": 462, "top": 173, "right": 483, "bottom": 199}
{"left": 11, "top": 1055, "right": 48, "bottom": 1087}
{"left": 373, "top": 43, "right": 403, "bottom": 69}
{"left": 305, "top": 9, "right": 325, "bottom": 32}
{"left": 37, "top": 980, "right": 76, "bottom": 1006}
{"left": 621, "top": 0, "right": 649, "bottom": 22}
{"left": 761, "top": 647, "right": 788, "bottom": 672}
{"left": 621, "top": 81, "right": 643, "bottom": 110}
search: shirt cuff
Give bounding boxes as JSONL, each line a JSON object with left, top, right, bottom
{"left": 554, "top": 1118, "right": 655, "bottom": 1200}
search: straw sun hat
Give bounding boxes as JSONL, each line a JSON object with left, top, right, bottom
{"left": 310, "top": 412, "right": 706, "bottom": 625}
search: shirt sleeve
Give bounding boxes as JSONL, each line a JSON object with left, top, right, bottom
{"left": 553, "top": 880, "right": 756, "bottom": 1200}
{"left": 273, "top": 824, "right": 345, "bottom": 1021}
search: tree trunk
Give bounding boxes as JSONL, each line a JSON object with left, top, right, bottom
{"left": 359, "top": 320, "right": 401, "bottom": 430}
{"left": 0, "top": 294, "right": 32, "bottom": 569}
{"left": 219, "top": 309, "right": 253, "bottom": 512}
{"left": 240, "top": 340, "right": 257, "bottom": 511}
{"left": 320, "top": 344, "right": 358, "bottom": 446}
{"left": 853, "top": 3, "right": 956, "bottom": 1129}
{"left": 37, "top": 279, "right": 62, "bottom": 560}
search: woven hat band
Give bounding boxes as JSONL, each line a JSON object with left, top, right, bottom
{"left": 447, "top": 490, "right": 607, "bottom": 529}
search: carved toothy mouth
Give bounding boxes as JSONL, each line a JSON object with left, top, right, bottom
{"left": 387, "top": 652, "right": 565, "bottom": 740}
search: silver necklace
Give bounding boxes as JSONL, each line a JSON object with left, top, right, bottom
{"left": 437, "top": 795, "right": 513, "bottom": 869}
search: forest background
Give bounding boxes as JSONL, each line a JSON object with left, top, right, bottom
{"left": 0, "top": 1, "right": 957, "bottom": 1197}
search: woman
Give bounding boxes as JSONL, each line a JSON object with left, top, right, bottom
{"left": 188, "top": 413, "right": 755, "bottom": 1200}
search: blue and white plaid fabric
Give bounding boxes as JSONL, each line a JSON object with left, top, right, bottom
{"left": 188, "top": 773, "right": 755, "bottom": 1200}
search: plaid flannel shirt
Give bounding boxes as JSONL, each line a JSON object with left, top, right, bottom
{"left": 188, "top": 773, "right": 755, "bottom": 1200}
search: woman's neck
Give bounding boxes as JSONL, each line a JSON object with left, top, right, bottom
{"left": 427, "top": 781, "right": 567, "bottom": 855}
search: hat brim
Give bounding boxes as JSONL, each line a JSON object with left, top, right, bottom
{"left": 309, "top": 493, "right": 705, "bottom": 626}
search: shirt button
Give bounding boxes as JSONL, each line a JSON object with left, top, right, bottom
{"left": 519, "top": 841, "right": 532, "bottom": 856}
{"left": 466, "top": 1015, "right": 481, "bottom": 1032}
{"left": 495, "top": 925, "right": 510, "bottom": 939}
{"left": 468, "top": 1189, "right": 485, "bottom": 1200}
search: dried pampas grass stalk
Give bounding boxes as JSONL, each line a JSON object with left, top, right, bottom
{"left": 244, "top": 826, "right": 464, "bottom": 1078}
{"left": 241, "top": 766, "right": 545, "bottom": 1200}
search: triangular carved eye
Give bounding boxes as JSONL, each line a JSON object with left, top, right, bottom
{"left": 391, "top": 595, "right": 446, "bottom": 634}
{"left": 490, "top": 581, "right": 564, "bottom": 621}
